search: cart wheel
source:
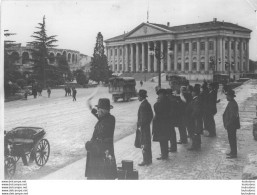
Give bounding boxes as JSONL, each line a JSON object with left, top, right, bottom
{"left": 5, "top": 157, "right": 16, "bottom": 179}
{"left": 35, "top": 139, "right": 50, "bottom": 166}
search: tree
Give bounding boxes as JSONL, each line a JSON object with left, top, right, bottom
{"left": 74, "top": 69, "right": 88, "bottom": 85}
{"left": 28, "top": 15, "right": 58, "bottom": 88}
{"left": 89, "top": 32, "right": 111, "bottom": 83}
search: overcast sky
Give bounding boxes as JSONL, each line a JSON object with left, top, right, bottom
{"left": 2, "top": 0, "right": 257, "bottom": 60}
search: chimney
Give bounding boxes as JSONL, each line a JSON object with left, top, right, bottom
{"left": 213, "top": 18, "right": 217, "bottom": 22}
{"left": 167, "top": 22, "right": 170, "bottom": 27}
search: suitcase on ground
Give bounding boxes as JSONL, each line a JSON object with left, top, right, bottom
{"left": 117, "top": 167, "right": 139, "bottom": 180}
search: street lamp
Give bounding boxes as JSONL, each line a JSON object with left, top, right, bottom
{"left": 149, "top": 44, "right": 172, "bottom": 88}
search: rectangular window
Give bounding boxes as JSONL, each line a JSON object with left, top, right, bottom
{"left": 192, "top": 42, "right": 197, "bottom": 51}
{"left": 209, "top": 41, "right": 214, "bottom": 50}
{"left": 178, "top": 44, "right": 181, "bottom": 52}
{"left": 200, "top": 42, "right": 205, "bottom": 50}
{"left": 120, "top": 49, "right": 122, "bottom": 55}
{"left": 185, "top": 43, "right": 189, "bottom": 51}
{"left": 111, "top": 50, "right": 113, "bottom": 56}
{"left": 115, "top": 49, "right": 117, "bottom": 56}
{"left": 237, "top": 43, "right": 240, "bottom": 50}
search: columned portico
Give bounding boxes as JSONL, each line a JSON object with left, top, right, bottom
{"left": 105, "top": 19, "right": 251, "bottom": 80}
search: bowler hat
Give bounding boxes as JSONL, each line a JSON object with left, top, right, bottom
{"left": 156, "top": 88, "right": 167, "bottom": 95}
{"left": 225, "top": 89, "right": 236, "bottom": 97}
{"left": 95, "top": 98, "right": 113, "bottom": 110}
{"left": 138, "top": 89, "right": 148, "bottom": 97}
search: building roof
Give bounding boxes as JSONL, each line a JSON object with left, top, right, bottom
{"left": 105, "top": 20, "right": 251, "bottom": 42}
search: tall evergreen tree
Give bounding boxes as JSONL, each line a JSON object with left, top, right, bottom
{"left": 28, "top": 15, "right": 58, "bottom": 88}
{"left": 89, "top": 32, "right": 111, "bottom": 83}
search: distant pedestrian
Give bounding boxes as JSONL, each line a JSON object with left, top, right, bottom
{"left": 47, "top": 87, "right": 51, "bottom": 98}
{"left": 140, "top": 80, "right": 143, "bottom": 87}
{"left": 135, "top": 89, "right": 153, "bottom": 166}
{"left": 72, "top": 87, "right": 77, "bottom": 101}
{"left": 152, "top": 88, "right": 171, "bottom": 160}
{"left": 65, "top": 86, "right": 68, "bottom": 96}
{"left": 37, "top": 85, "right": 42, "bottom": 96}
{"left": 223, "top": 89, "right": 240, "bottom": 159}
{"left": 67, "top": 87, "right": 71, "bottom": 96}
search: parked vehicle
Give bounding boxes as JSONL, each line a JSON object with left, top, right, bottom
{"left": 4, "top": 127, "right": 50, "bottom": 179}
{"left": 109, "top": 77, "right": 137, "bottom": 102}
{"left": 213, "top": 74, "right": 229, "bottom": 84}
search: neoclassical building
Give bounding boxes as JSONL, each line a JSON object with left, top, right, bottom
{"left": 105, "top": 18, "right": 251, "bottom": 80}
{"left": 7, "top": 43, "right": 91, "bottom": 72}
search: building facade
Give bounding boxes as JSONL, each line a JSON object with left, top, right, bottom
{"left": 7, "top": 43, "right": 91, "bottom": 73}
{"left": 105, "top": 18, "right": 251, "bottom": 80}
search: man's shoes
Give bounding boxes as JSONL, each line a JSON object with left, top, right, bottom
{"left": 226, "top": 152, "right": 232, "bottom": 156}
{"left": 156, "top": 156, "right": 168, "bottom": 160}
{"left": 226, "top": 154, "right": 237, "bottom": 159}
{"left": 138, "top": 162, "right": 147, "bottom": 166}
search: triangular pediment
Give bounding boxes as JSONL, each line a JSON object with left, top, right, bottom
{"left": 126, "top": 23, "right": 170, "bottom": 38}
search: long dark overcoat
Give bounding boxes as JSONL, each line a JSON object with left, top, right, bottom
{"left": 152, "top": 97, "right": 171, "bottom": 141}
{"left": 85, "top": 113, "right": 117, "bottom": 179}
{"left": 136, "top": 99, "right": 153, "bottom": 147}
{"left": 223, "top": 99, "right": 240, "bottom": 130}
{"left": 205, "top": 90, "right": 217, "bottom": 115}
{"left": 187, "top": 96, "right": 202, "bottom": 134}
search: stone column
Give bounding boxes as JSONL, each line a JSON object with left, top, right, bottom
{"left": 148, "top": 42, "right": 151, "bottom": 72}
{"left": 117, "top": 46, "right": 120, "bottom": 72}
{"left": 167, "top": 41, "right": 171, "bottom": 71}
{"left": 174, "top": 41, "right": 177, "bottom": 71}
{"left": 189, "top": 39, "right": 192, "bottom": 71}
{"left": 181, "top": 40, "right": 185, "bottom": 71}
{"left": 125, "top": 45, "right": 129, "bottom": 72}
{"left": 222, "top": 38, "right": 226, "bottom": 71}
{"left": 112, "top": 47, "right": 115, "bottom": 71}
{"left": 136, "top": 43, "right": 139, "bottom": 72}
{"left": 160, "top": 41, "right": 164, "bottom": 72}
{"left": 205, "top": 38, "right": 209, "bottom": 71}
{"left": 121, "top": 46, "right": 124, "bottom": 72}
{"left": 197, "top": 39, "right": 200, "bottom": 71}
{"left": 213, "top": 37, "right": 217, "bottom": 71}
{"left": 235, "top": 39, "right": 238, "bottom": 72}
{"left": 228, "top": 38, "right": 232, "bottom": 66}
{"left": 240, "top": 39, "right": 244, "bottom": 72}
{"left": 130, "top": 44, "right": 134, "bottom": 72}
{"left": 142, "top": 43, "right": 145, "bottom": 72}
{"left": 246, "top": 39, "right": 249, "bottom": 72}
{"left": 154, "top": 42, "right": 157, "bottom": 72}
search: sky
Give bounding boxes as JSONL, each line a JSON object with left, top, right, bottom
{"left": 1, "top": 0, "right": 257, "bottom": 60}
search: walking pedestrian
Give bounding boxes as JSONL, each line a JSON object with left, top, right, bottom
{"left": 187, "top": 86, "right": 202, "bottom": 150}
{"left": 67, "top": 87, "right": 71, "bottom": 96}
{"left": 152, "top": 89, "right": 171, "bottom": 160}
{"left": 47, "top": 87, "right": 51, "bottom": 98}
{"left": 72, "top": 87, "right": 77, "bottom": 101}
{"left": 65, "top": 86, "right": 68, "bottom": 96}
{"left": 135, "top": 89, "right": 153, "bottom": 166}
{"left": 140, "top": 80, "right": 143, "bottom": 87}
{"left": 85, "top": 98, "right": 117, "bottom": 179}
{"left": 223, "top": 89, "right": 240, "bottom": 159}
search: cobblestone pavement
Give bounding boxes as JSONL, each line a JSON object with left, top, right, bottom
{"left": 43, "top": 80, "right": 257, "bottom": 180}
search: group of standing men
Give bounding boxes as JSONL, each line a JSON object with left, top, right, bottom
{"left": 136, "top": 81, "right": 240, "bottom": 166}
{"left": 64, "top": 86, "right": 77, "bottom": 101}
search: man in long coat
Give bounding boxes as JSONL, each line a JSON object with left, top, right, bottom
{"left": 152, "top": 89, "right": 171, "bottom": 160}
{"left": 136, "top": 89, "right": 153, "bottom": 166}
{"left": 223, "top": 89, "right": 240, "bottom": 159}
{"left": 204, "top": 82, "right": 217, "bottom": 137}
{"left": 85, "top": 98, "right": 117, "bottom": 179}
{"left": 187, "top": 86, "right": 202, "bottom": 150}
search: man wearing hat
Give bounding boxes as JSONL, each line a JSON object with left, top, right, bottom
{"left": 223, "top": 89, "right": 240, "bottom": 159}
{"left": 136, "top": 89, "right": 154, "bottom": 166}
{"left": 152, "top": 88, "right": 171, "bottom": 160}
{"left": 187, "top": 86, "right": 202, "bottom": 150}
{"left": 85, "top": 98, "right": 117, "bottom": 179}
